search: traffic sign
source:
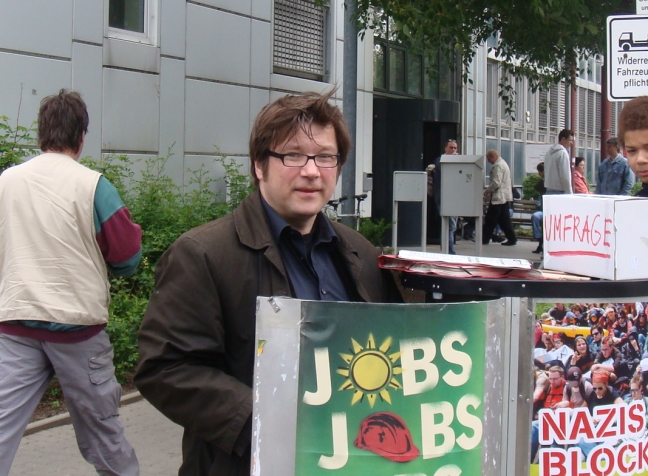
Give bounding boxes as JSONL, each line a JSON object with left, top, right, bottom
{"left": 607, "top": 15, "right": 648, "bottom": 101}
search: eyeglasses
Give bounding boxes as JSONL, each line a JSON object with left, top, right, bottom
{"left": 553, "top": 340, "right": 562, "bottom": 344}
{"left": 631, "top": 388, "right": 641, "bottom": 393}
{"left": 591, "top": 332, "right": 600, "bottom": 336}
{"left": 593, "top": 386, "right": 606, "bottom": 391}
{"left": 267, "top": 151, "right": 339, "bottom": 168}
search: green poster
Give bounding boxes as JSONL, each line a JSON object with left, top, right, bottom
{"left": 294, "top": 301, "right": 488, "bottom": 476}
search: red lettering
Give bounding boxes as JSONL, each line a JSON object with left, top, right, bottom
{"left": 540, "top": 409, "right": 567, "bottom": 444}
{"left": 552, "top": 215, "right": 562, "bottom": 242}
{"left": 563, "top": 214, "right": 573, "bottom": 240}
{"left": 568, "top": 408, "right": 595, "bottom": 442}
{"left": 595, "top": 407, "right": 616, "bottom": 439}
{"left": 629, "top": 401, "right": 647, "bottom": 434}
{"left": 617, "top": 441, "right": 637, "bottom": 474}
{"left": 591, "top": 215, "right": 602, "bottom": 246}
{"left": 640, "top": 440, "right": 648, "bottom": 470}
{"left": 603, "top": 219, "right": 613, "bottom": 247}
{"left": 590, "top": 446, "right": 615, "bottom": 476}
{"left": 572, "top": 215, "right": 582, "bottom": 242}
{"left": 540, "top": 449, "right": 567, "bottom": 476}
{"left": 582, "top": 215, "right": 591, "bottom": 245}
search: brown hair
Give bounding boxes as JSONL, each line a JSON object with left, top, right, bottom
{"left": 248, "top": 89, "right": 351, "bottom": 187}
{"left": 618, "top": 96, "right": 648, "bottom": 146}
{"left": 38, "top": 89, "right": 88, "bottom": 154}
{"left": 547, "top": 365, "right": 564, "bottom": 376}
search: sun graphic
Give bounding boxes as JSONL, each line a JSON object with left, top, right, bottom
{"left": 337, "top": 333, "right": 402, "bottom": 408}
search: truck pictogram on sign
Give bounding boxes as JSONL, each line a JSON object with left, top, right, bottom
{"left": 619, "top": 32, "right": 648, "bottom": 51}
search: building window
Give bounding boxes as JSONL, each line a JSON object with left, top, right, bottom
{"left": 486, "top": 61, "right": 497, "bottom": 121}
{"left": 373, "top": 17, "right": 428, "bottom": 97}
{"left": 107, "top": 0, "right": 157, "bottom": 44}
{"left": 273, "top": 0, "right": 328, "bottom": 80}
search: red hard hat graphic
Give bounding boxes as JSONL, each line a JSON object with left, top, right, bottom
{"left": 354, "top": 412, "right": 420, "bottom": 463}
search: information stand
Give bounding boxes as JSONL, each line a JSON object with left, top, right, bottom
{"left": 400, "top": 274, "right": 648, "bottom": 476}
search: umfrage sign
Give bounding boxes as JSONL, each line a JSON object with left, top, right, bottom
{"left": 543, "top": 195, "right": 648, "bottom": 280}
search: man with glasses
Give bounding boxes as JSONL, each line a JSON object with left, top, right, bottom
{"left": 588, "top": 325, "right": 604, "bottom": 355}
{"left": 531, "top": 365, "right": 566, "bottom": 462}
{"left": 135, "top": 90, "right": 402, "bottom": 475}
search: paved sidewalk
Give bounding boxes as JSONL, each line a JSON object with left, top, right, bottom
{"left": 11, "top": 397, "right": 183, "bottom": 475}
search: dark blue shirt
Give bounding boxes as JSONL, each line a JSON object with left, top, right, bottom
{"left": 261, "top": 195, "right": 352, "bottom": 301}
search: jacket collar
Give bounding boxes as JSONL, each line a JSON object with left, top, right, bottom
{"left": 233, "top": 191, "right": 275, "bottom": 251}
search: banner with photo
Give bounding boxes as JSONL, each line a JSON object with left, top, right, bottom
{"left": 531, "top": 301, "right": 648, "bottom": 476}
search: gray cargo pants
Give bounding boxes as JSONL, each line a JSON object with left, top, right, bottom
{"left": 0, "top": 331, "right": 139, "bottom": 476}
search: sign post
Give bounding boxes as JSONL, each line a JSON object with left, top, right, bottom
{"left": 607, "top": 15, "right": 648, "bottom": 101}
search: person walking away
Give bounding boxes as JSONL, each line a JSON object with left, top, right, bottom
{"left": 482, "top": 149, "right": 516, "bottom": 246}
{"left": 617, "top": 96, "right": 648, "bottom": 197}
{"left": 0, "top": 89, "right": 142, "bottom": 475}
{"left": 532, "top": 162, "right": 546, "bottom": 254}
{"left": 597, "top": 137, "right": 635, "bottom": 196}
{"left": 135, "top": 90, "right": 402, "bottom": 476}
{"left": 544, "top": 129, "right": 574, "bottom": 195}
{"left": 572, "top": 156, "right": 592, "bottom": 194}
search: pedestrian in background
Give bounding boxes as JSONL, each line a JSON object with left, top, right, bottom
{"left": 572, "top": 156, "right": 592, "bottom": 194}
{"left": 431, "top": 139, "right": 459, "bottom": 253}
{"left": 0, "top": 90, "right": 142, "bottom": 475}
{"left": 532, "top": 162, "right": 546, "bottom": 254}
{"left": 544, "top": 129, "right": 574, "bottom": 195}
{"left": 597, "top": 137, "right": 635, "bottom": 196}
{"left": 482, "top": 149, "right": 516, "bottom": 246}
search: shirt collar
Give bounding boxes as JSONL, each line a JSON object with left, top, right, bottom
{"left": 260, "top": 193, "right": 337, "bottom": 244}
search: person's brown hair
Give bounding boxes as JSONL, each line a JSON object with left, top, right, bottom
{"left": 248, "top": 89, "right": 350, "bottom": 187}
{"left": 38, "top": 89, "right": 88, "bottom": 154}
{"left": 618, "top": 96, "right": 648, "bottom": 146}
{"left": 548, "top": 365, "right": 564, "bottom": 376}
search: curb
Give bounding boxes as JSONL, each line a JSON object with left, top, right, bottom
{"left": 24, "top": 391, "right": 144, "bottom": 436}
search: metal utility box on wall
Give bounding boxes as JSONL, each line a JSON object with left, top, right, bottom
{"left": 440, "top": 154, "right": 485, "bottom": 217}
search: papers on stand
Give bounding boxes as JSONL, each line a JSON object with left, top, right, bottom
{"left": 379, "top": 250, "right": 591, "bottom": 280}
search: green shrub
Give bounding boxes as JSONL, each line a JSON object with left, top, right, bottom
{"left": 0, "top": 116, "right": 36, "bottom": 173}
{"left": 358, "top": 218, "right": 393, "bottom": 252}
{"left": 632, "top": 180, "right": 642, "bottom": 196}
{"left": 522, "top": 173, "right": 542, "bottom": 200}
{"left": 82, "top": 151, "right": 253, "bottom": 382}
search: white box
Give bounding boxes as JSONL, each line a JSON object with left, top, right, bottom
{"left": 543, "top": 194, "right": 648, "bottom": 280}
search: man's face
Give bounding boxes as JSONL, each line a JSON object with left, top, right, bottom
{"left": 548, "top": 371, "right": 564, "bottom": 389}
{"left": 591, "top": 329, "right": 602, "bottom": 342}
{"left": 593, "top": 382, "right": 608, "bottom": 399}
{"left": 552, "top": 336, "right": 563, "bottom": 348}
{"left": 631, "top": 384, "right": 643, "bottom": 400}
{"left": 624, "top": 129, "right": 648, "bottom": 184}
{"left": 601, "top": 344, "right": 613, "bottom": 357}
{"left": 560, "top": 135, "right": 574, "bottom": 149}
{"left": 444, "top": 141, "right": 458, "bottom": 155}
{"left": 256, "top": 123, "right": 339, "bottom": 234}
{"left": 606, "top": 143, "right": 620, "bottom": 159}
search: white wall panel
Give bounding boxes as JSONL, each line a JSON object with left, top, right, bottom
{"left": 251, "top": 0, "right": 271, "bottom": 21}
{"left": 250, "top": 19, "right": 271, "bottom": 88}
{"left": 160, "top": 0, "right": 186, "bottom": 58}
{"left": 159, "top": 57, "right": 186, "bottom": 181}
{"left": 333, "top": 39, "right": 344, "bottom": 89}
{"left": 192, "top": 0, "right": 251, "bottom": 16}
{"left": 270, "top": 74, "right": 333, "bottom": 95}
{"left": 0, "top": 0, "right": 73, "bottom": 58}
{"left": 185, "top": 79, "right": 249, "bottom": 154}
{"left": 72, "top": 43, "right": 103, "bottom": 161}
{"left": 103, "top": 38, "right": 160, "bottom": 74}
{"left": 73, "top": 0, "right": 103, "bottom": 44}
{"left": 102, "top": 69, "right": 160, "bottom": 152}
{"left": 186, "top": 5, "right": 250, "bottom": 84}
{"left": 0, "top": 53, "right": 71, "bottom": 130}
{"left": 249, "top": 88, "right": 270, "bottom": 136}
